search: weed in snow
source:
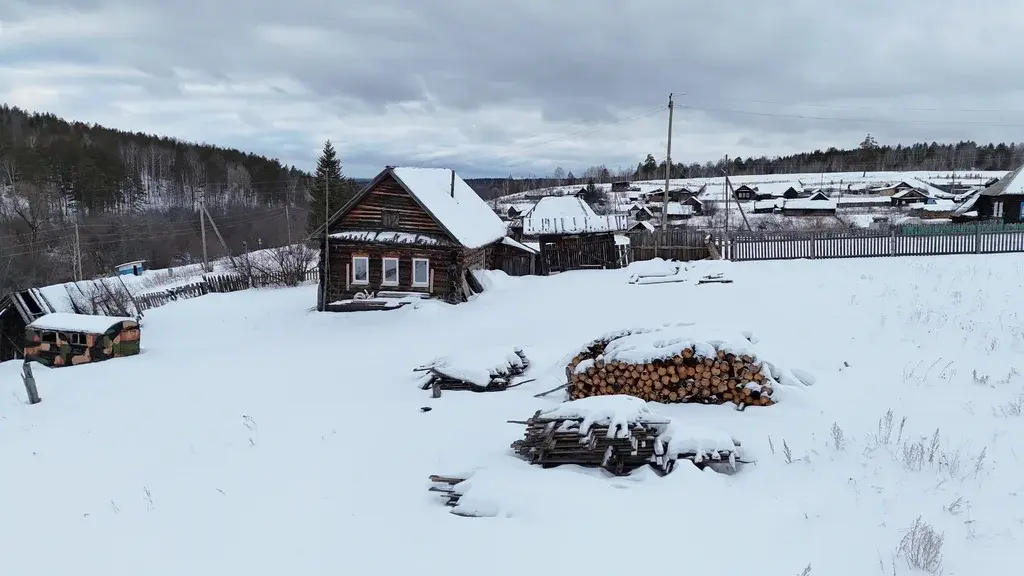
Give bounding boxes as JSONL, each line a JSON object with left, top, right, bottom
{"left": 797, "top": 563, "right": 811, "bottom": 576}
{"left": 943, "top": 496, "right": 967, "bottom": 516}
{"left": 830, "top": 422, "right": 846, "bottom": 451}
{"left": 144, "top": 486, "right": 154, "bottom": 511}
{"left": 782, "top": 439, "right": 793, "bottom": 464}
{"left": 897, "top": 516, "right": 944, "bottom": 574}
{"left": 242, "top": 414, "right": 258, "bottom": 447}
{"left": 972, "top": 369, "right": 991, "bottom": 387}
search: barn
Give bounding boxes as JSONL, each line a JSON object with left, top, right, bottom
{"left": 315, "top": 166, "right": 515, "bottom": 310}
{"left": 24, "top": 313, "right": 140, "bottom": 367}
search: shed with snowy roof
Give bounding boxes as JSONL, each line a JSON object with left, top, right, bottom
{"left": 518, "top": 196, "right": 627, "bottom": 274}
{"left": 24, "top": 312, "right": 140, "bottom": 367}
{"left": 314, "top": 166, "right": 523, "bottom": 309}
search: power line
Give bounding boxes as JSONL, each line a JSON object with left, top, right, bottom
{"left": 677, "top": 95, "right": 1024, "bottom": 114}
{"left": 0, "top": 210, "right": 290, "bottom": 258}
{"left": 681, "top": 104, "right": 1024, "bottom": 127}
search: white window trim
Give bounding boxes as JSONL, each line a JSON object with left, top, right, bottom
{"left": 994, "top": 201, "right": 1004, "bottom": 218}
{"left": 381, "top": 257, "right": 400, "bottom": 286}
{"left": 352, "top": 256, "right": 369, "bottom": 285}
{"left": 412, "top": 258, "right": 430, "bottom": 287}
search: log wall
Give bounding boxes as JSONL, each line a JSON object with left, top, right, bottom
{"left": 333, "top": 172, "right": 448, "bottom": 236}
{"left": 324, "top": 241, "right": 462, "bottom": 304}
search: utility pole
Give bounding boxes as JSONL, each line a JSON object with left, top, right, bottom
{"left": 662, "top": 93, "right": 674, "bottom": 233}
{"left": 724, "top": 155, "right": 730, "bottom": 235}
{"left": 285, "top": 204, "right": 292, "bottom": 245}
{"left": 322, "top": 169, "right": 330, "bottom": 308}
{"left": 199, "top": 191, "right": 209, "bottom": 271}
{"left": 73, "top": 222, "right": 82, "bottom": 281}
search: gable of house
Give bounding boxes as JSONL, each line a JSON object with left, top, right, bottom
{"left": 326, "top": 167, "right": 507, "bottom": 249}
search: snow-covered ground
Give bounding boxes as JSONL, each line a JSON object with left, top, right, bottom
{"left": 3, "top": 255, "right": 1024, "bottom": 574}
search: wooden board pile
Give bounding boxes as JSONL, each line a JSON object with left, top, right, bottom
{"left": 416, "top": 346, "right": 531, "bottom": 395}
{"left": 510, "top": 397, "right": 744, "bottom": 476}
{"left": 565, "top": 325, "right": 777, "bottom": 407}
{"left": 427, "top": 475, "right": 466, "bottom": 510}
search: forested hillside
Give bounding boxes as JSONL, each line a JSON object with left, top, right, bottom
{"left": 0, "top": 105, "right": 315, "bottom": 293}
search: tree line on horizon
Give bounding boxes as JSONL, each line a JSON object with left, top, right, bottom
{"left": 5, "top": 102, "right": 1024, "bottom": 292}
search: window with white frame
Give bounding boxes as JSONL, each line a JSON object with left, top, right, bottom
{"left": 994, "top": 201, "right": 1004, "bottom": 219}
{"left": 412, "top": 258, "right": 430, "bottom": 287}
{"left": 382, "top": 257, "right": 399, "bottom": 286}
{"left": 352, "top": 256, "right": 369, "bottom": 284}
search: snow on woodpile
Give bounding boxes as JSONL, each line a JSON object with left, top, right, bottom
{"left": 28, "top": 312, "right": 136, "bottom": 334}
{"left": 415, "top": 345, "right": 530, "bottom": 393}
{"left": 391, "top": 167, "right": 508, "bottom": 249}
{"left": 563, "top": 324, "right": 810, "bottom": 406}
{"left": 507, "top": 395, "right": 745, "bottom": 477}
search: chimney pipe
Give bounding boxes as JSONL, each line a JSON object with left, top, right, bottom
{"left": 450, "top": 169, "right": 455, "bottom": 198}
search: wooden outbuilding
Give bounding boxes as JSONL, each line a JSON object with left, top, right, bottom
{"left": 314, "top": 166, "right": 514, "bottom": 310}
{"left": 24, "top": 312, "right": 140, "bottom": 367}
{"left": 976, "top": 163, "right": 1024, "bottom": 223}
{"left": 520, "top": 196, "right": 626, "bottom": 274}
{"left": 732, "top": 185, "right": 758, "bottom": 201}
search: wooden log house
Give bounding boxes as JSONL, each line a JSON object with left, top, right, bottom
{"left": 314, "top": 166, "right": 517, "bottom": 311}
{"left": 975, "top": 164, "right": 1024, "bottom": 223}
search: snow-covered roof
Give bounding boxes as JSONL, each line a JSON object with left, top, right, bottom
{"left": 521, "top": 196, "right": 628, "bottom": 235}
{"left": 805, "top": 190, "right": 830, "bottom": 200}
{"left": 501, "top": 236, "right": 538, "bottom": 254}
{"left": 920, "top": 201, "right": 956, "bottom": 212}
{"left": 783, "top": 198, "right": 837, "bottom": 211}
{"left": 665, "top": 203, "right": 694, "bottom": 216}
{"left": 525, "top": 196, "right": 598, "bottom": 221}
{"left": 835, "top": 196, "right": 891, "bottom": 207}
{"left": 981, "top": 164, "right": 1024, "bottom": 197}
{"left": 631, "top": 221, "right": 656, "bottom": 232}
{"left": 390, "top": 167, "right": 508, "bottom": 249}
{"left": 953, "top": 192, "right": 980, "bottom": 215}
{"left": 28, "top": 312, "right": 136, "bottom": 333}
{"left": 753, "top": 182, "right": 803, "bottom": 197}
{"left": 754, "top": 200, "right": 782, "bottom": 210}
{"left": 892, "top": 188, "right": 930, "bottom": 199}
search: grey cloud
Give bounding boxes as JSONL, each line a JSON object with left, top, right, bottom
{"left": 6, "top": 0, "right": 1024, "bottom": 176}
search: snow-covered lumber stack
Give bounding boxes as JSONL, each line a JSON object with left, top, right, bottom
{"left": 416, "top": 346, "right": 530, "bottom": 394}
{"left": 428, "top": 475, "right": 466, "bottom": 509}
{"left": 565, "top": 324, "right": 778, "bottom": 406}
{"left": 510, "top": 396, "right": 744, "bottom": 476}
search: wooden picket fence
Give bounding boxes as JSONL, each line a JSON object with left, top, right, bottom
{"left": 728, "top": 223, "right": 1024, "bottom": 261}
{"left": 135, "top": 268, "right": 318, "bottom": 312}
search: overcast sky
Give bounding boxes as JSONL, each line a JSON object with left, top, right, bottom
{"left": 5, "top": 0, "right": 1024, "bottom": 178}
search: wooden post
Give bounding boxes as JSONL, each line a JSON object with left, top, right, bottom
{"left": 975, "top": 222, "right": 981, "bottom": 254}
{"left": 428, "top": 269, "right": 434, "bottom": 293}
{"left": 22, "top": 362, "right": 40, "bottom": 404}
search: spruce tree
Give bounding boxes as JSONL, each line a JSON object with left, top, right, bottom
{"left": 307, "top": 140, "right": 353, "bottom": 236}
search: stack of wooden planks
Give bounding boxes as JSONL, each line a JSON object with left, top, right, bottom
{"left": 509, "top": 409, "right": 745, "bottom": 476}
{"left": 416, "top": 347, "right": 532, "bottom": 395}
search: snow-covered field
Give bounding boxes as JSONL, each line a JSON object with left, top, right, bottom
{"left": 3, "top": 255, "right": 1024, "bottom": 574}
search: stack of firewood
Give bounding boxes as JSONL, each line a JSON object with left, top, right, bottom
{"left": 416, "top": 348, "right": 531, "bottom": 395}
{"left": 510, "top": 410, "right": 743, "bottom": 476}
{"left": 566, "top": 340, "right": 774, "bottom": 406}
